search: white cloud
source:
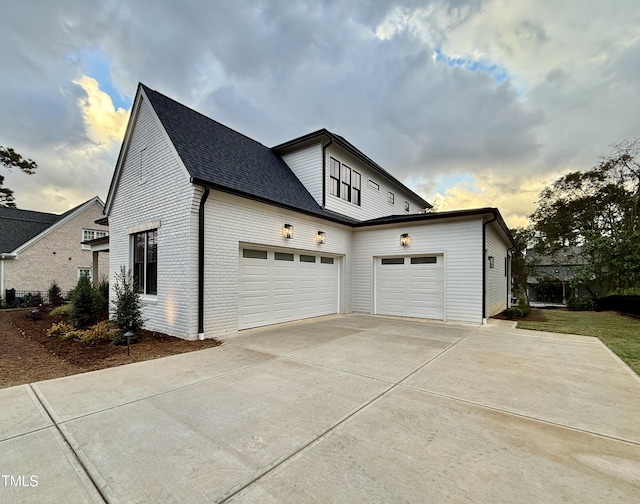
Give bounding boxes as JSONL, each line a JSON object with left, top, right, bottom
{"left": 0, "top": 0, "right": 638, "bottom": 225}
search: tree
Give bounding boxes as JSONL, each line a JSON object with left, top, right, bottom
{"left": 510, "top": 227, "right": 534, "bottom": 301}
{"left": 70, "top": 275, "right": 101, "bottom": 328}
{"left": 0, "top": 146, "right": 38, "bottom": 207}
{"left": 529, "top": 138, "right": 640, "bottom": 295}
{"left": 112, "top": 266, "right": 145, "bottom": 344}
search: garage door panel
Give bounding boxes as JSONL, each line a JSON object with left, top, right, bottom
{"left": 239, "top": 248, "right": 338, "bottom": 330}
{"left": 376, "top": 256, "right": 444, "bottom": 320}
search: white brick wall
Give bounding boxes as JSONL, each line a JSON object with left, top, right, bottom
{"left": 108, "top": 96, "right": 197, "bottom": 339}
{"left": 202, "top": 191, "right": 353, "bottom": 339}
{"left": 4, "top": 201, "right": 108, "bottom": 294}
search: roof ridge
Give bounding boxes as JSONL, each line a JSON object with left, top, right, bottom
{"left": 139, "top": 83, "right": 271, "bottom": 150}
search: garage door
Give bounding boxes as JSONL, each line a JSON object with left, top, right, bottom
{"left": 239, "top": 247, "right": 339, "bottom": 330}
{"left": 375, "top": 255, "right": 444, "bottom": 319}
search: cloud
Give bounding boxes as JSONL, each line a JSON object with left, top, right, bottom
{"left": 72, "top": 75, "right": 129, "bottom": 145}
{"left": 0, "top": 0, "right": 638, "bottom": 225}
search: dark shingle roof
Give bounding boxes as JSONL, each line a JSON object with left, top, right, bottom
{"left": 141, "top": 84, "right": 359, "bottom": 223}
{"left": 0, "top": 207, "right": 59, "bottom": 253}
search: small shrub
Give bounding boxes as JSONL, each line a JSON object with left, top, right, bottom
{"left": 502, "top": 298, "right": 531, "bottom": 320}
{"left": 70, "top": 276, "right": 101, "bottom": 328}
{"left": 567, "top": 295, "right": 596, "bottom": 311}
{"left": 47, "top": 321, "right": 74, "bottom": 338}
{"left": 502, "top": 307, "right": 525, "bottom": 320}
{"left": 48, "top": 281, "right": 64, "bottom": 306}
{"left": 78, "top": 320, "right": 117, "bottom": 344}
{"left": 27, "top": 292, "right": 43, "bottom": 307}
{"left": 111, "top": 266, "right": 145, "bottom": 345}
{"left": 60, "top": 329, "right": 85, "bottom": 340}
{"left": 50, "top": 304, "right": 72, "bottom": 317}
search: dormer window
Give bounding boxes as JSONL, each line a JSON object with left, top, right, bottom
{"left": 352, "top": 171, "right": 361, "bottom": 206}
{"left": 330, "top": 157, "right": 361, "bottom": 207}
{"left": 330, "top": 157, "right": 340, "bottom": 197}
{"left": 388, "top": 191, "right": 395, "bottom": 204}
{"left": 341, "top": 164, "right": 351, "bottom": 202}
{"left": 404, "top": 201, "right": 410, "bottom": 212}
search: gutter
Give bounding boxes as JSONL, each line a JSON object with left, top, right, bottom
{"left": 197, "top": 187, "right": 210, "bottom": 340}
{"left": 482, "top": 212, "right": 498, "bottom": 324}
{"left": 321, "top": 137, "right": 333, "bottom": 208}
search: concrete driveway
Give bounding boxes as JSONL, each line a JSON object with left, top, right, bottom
{"left": 2, "top": 315, "right": 640, "bottom": 503}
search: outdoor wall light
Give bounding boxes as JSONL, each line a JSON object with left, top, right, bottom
{"left": 283, "top": 224, "right": 293, "bottom": 239}
{"left": 317, "top": 231, "right": 325, "bottom": 244}
{"left": 488, "top": 256, "right": 495, "bottom": 269}
{"left": 400, "top": 233, "right": 410, "bottom": 247}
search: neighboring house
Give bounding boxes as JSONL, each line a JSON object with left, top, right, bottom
{"left": 102, "top": 84, "right": 513, "bottom": 340}
{"left": 0, "top": 197, "right": 109, "bottom": 303}
{"left": 526, "top": 246, "right": 589, "bottom": 303}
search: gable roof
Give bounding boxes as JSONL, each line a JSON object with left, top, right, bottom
{"left": 0, "top": 197, "right": 104, "bottom": 254}
{"left": 140, "top": 84, "right": 358, "bottom": 223}
{"left": 273, "top": 129, "right": 431, "bottom": 209}
{"left": 0, "top": 208, "right": 59, "bottom": 253}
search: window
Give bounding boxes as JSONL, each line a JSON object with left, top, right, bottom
{"left": 341, "top": 164, "right": 351, "bottom": 202}
{"left": 388, "top": 191, "right": 395, "bottom": 204}
{"left": 411, "top": 257, "right": 437, "bottom": 264}
{"left": 352, "top": 171, "right": 361, "bottom": 206}
{"left": 133, "top": 229, "right": 157, "bottom": 295}
{"left": 368, "top": 179, "right": 379, "bottom": 190}
{"left": 381, "top": 258, "right": 404, "bottom": 265}
{"left": 404, "top": 201, "right": 410, "bottom": 212}
{"left": 330, "top": 157, "right": 340, "bottom": 197}
{"left": 78, "top": 267, "right": 92, "bottom": 280}
{"left": 300, "top": 254, "right": 316, "bottom": 263}
{"left": 275, "top": 252, "right": 294, "bottom": 261}
{"left": 243, "top": 249, "right": 267, "bottom": 259}
{"left": 82, "top": 229, "right": 108, "bottom": 250}
{"left": 320, "top": 257, "right": 334, "bottom": 264}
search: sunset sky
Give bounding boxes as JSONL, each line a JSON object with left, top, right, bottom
{"left": 1, "top": 1, "right": 639, "bottom": 228}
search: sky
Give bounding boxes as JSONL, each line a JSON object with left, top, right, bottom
{"left": 1, "top": 1, "right": 639, "bottom": 228}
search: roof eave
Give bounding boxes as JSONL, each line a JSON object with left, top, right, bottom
{"left": 190, "top": 177, "right": 357, "bottom": 227}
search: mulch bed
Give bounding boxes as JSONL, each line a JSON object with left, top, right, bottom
{"left": 0, "top": 309, "right": 221, "bottom": 389}
{"left": 492, "top": 308, "right": 548, "bottom": 323}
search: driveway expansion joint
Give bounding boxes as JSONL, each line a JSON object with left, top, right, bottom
{"left": 28, "top": 384, "right": 108, "bottom": 504}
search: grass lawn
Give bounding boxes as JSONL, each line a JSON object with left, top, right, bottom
{"left": 518, "top": 310, "right": 640, "bottom": 376}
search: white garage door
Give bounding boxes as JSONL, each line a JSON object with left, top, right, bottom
{"left": 375, "top": 255, "right": 444, "bottom": 320}
{"left": 239, "top": 247, "right": 339, "bottom": 330}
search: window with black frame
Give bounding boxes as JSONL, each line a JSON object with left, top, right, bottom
{"left": 133, "top": 229, "right": 157, "bottom": 295}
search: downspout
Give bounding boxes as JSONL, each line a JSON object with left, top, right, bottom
{"left": 321, "top": 137, "right": 333, "bottom": 208}
{"left": 482, "top": 213, "right": 498, "bottom": 324}
{"left": 0, "top": 255, "right": 4, "bottom": 303}
{"left": 198, "top": 186, "right": 210, "bottom": 340}
{"left": 506, "top": 245, "right": 516, "bottom": 307}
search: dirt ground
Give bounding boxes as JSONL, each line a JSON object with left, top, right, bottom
{"left": 0, "top": 309, "right": 221, "bottom": 389}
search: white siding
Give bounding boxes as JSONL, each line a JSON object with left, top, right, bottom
{"left": 324, "top": 144, "right": 426, "bottom": 220}
{"left": 485, "top": 222, "right": 510, "bottom": 317}
{"left": 108, "top": 96, "right": 198, "bottom": 339}
{"left": 353, "top": 219, "right": 484, "bottom": 324}
{"left": 202, "top": 191, "right": 353, "bottom": 339}
{"left": 281, "top": 142, "right": 323, "bottom": 206}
